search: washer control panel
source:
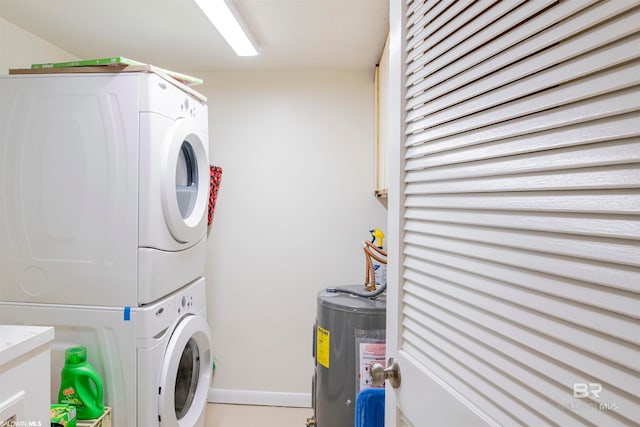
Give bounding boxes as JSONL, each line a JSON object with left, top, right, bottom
{"left": 135, "top": 278, "right": 206, "bottom": 337}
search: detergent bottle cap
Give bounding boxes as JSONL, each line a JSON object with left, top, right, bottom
{"left": 65, "top": 346, "right": 87, "bottom": 365}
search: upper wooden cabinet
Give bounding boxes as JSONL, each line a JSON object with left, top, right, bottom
{"left": 375, "top": 33, "right": 390, "bottom": 200}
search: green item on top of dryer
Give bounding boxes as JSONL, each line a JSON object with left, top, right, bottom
{"left": 31, "top": 56, "right": 144, "bottom": 69}
{"left": 30, "top": 56, "right": 204, "bottom": 86}
{"left": 58, "top": 346, "right": 105, "bottom": 420}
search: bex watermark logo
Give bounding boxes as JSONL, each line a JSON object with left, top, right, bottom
{"left": 557, "top": 382, "right": 619, "bottom": 412}
{"left": 573, "top": 382, "right": 602, "bottom": 398}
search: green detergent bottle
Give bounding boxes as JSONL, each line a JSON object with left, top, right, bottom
{"left": 58, "top": 346, "right": 105, "bottom": 420}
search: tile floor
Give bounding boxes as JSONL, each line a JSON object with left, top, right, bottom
{"left": 205, "top": 403, "right": 313, "bottom": 427}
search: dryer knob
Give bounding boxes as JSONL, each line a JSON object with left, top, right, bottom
{"left": 181, "top": 296, "right": 187, "bottom": 308}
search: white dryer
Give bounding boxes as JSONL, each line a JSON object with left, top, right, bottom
{"left": 0, "top": 277, "right": 213, "bottom": 427}
{"left": 0, "top": 72, "right": 210, "bottom": 306}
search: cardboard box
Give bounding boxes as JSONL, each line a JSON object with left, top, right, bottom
{"left": 51, "top": 404, "right": 77, "bottom": 427}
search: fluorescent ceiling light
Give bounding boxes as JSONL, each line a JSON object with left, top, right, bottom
{"left": 194, "top": 0, "right": 259, "bottom": 56}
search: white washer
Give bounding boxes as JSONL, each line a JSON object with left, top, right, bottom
{"left": 0, "top": 72, "right": 210, "bottom": 306}
{"left": 0, "top": 277, "right": 212, "bottom": 427}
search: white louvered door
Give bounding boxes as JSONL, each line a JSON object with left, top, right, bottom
{"left": 386, "top": 1, "right": 640, "bottom": 426}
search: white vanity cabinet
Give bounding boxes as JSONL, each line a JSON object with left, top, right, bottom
{"left": 0, "top": 325, "right": 54, "bottom": 427}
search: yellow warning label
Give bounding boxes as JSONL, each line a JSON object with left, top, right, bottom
{"left": 317, "top": 326, "right": 330, "bottom": 368}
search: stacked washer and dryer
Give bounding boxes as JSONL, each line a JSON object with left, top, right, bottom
{"left": 0, "top": 71, "right": 214, "bottom": 426}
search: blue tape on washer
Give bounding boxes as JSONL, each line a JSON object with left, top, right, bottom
{"left": 124, "top": 306, "right": 131, "bottom": 321}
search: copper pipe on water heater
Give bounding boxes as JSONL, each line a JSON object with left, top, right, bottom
{"left": 363, "top": 241, "right": 387, "bottom": 292}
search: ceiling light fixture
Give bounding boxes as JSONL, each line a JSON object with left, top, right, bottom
{"left": 194, "top": 0, "right": 259, "bottom": 57}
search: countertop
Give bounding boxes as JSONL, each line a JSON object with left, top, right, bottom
{"left": 0, "top": 325, "right": 55, "bottom": 366}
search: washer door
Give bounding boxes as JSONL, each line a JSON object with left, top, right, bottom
{"left": 162, "top": 118, "right": 209, "bottom": 244}
{"left": 158, "top": 315, "right": 212, "bottom": 426}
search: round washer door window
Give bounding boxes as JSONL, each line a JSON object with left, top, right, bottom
{"left": 158, "top": 315, "right": 212, "bottom": 426}
{"left": 162, "top": 118, "right": 209, "bottom": 244}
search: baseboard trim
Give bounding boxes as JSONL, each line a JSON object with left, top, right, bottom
{"left": 207, "top": 388, "right": 312, "bottom": 408}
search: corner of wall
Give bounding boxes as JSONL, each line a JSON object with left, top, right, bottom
{"left": 0, "top": 16, "right": 78, "bottom": 74}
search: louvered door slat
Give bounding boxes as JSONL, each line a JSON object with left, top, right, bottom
{"left": 406, "top": 165, "right": 640, "bottom": 194}
{"left": 406, "top": 0, "right": 430, "bottom": 21}
{"left": 405, "top": 207, "right": 640, "bottom": 240}
{"left": 407, "top": 31, "right": 640, "bottom": 124}
{"left": 403, "top": 255, "right": 638, "bottom": 371}
{"left": 406, "top": 88, "right": 638, "bottom": 149}
{"left": 402, "top": 237, "right": 640, "bottom": 319}
{"left": 405, "top": 191, "right": 640, "bottom": 214}
{"left": 404, "top": 218, "right": 640, "bottom": 267}
{"left": 402, "top": 270, "right": 639, "bottom": 399}
{"left": 404, "top": 231, "right": 638, "bottom": 292}
{"left": 402, "top": 286, "right": 640, "bottom": 423}
{"left": 406, "top": 63, "right": 640, "bottom": 136}
{"left": 406, "top": 0, "right": 522, "bottom": 82}
{"left": 401, "top": 327, "right": 529, "bottom": 426}
{"left": 405, "top": 114, "right": 640, "bottom": 169}
{"left": 406, "top": 0, "right": 491, "bottom": 54}
{"left": 407, "top": 248, "right": 640, "bottom": 344}
{"left": 406, "top": 0, "right": 634, "bottom": 102}
{"left": 403, "top": 251, "right": 639, "bottom": 346}
{"left": 406, "top": 0, "right": 595, "bottom": 92}
{"left": 407, "top": 140, "right": 640, "bottom": 182}
{"left": 405, "top": 0, "right": 561, "bottom": 78}
{"left": 403, "top": 316, "right": 569, "bottom": 426}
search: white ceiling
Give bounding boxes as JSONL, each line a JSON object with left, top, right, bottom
{"left": 0, "top": 0, "right": 390, "bottom": 72}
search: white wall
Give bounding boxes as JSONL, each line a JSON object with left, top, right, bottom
{"left": 0, "top": 16, "right": 77, "bottom": 73}
{"left": 199, "top": 70, "right": 387, "bottom": 404}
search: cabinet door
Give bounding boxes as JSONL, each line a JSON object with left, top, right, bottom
{"left": 375, "top": 33, "right": 390, "bottom": 199}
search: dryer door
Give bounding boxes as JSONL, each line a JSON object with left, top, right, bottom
{"left": 158, "top": 314, "right": 212, "bottom": 427}
{"left": 162, "top": 118, "right": 209, "bottom": 244}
